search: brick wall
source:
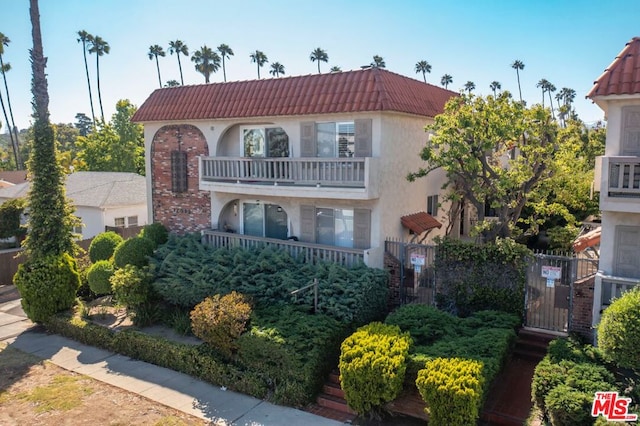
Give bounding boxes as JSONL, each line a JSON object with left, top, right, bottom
{"left": 151, "top": 124, "right": 211, "bottom": 234}
{"left": 570, "top": 275, "right": 595, "bottom": 342}
{"left": 384, "top": 252, "right": 402, "bottom": 308}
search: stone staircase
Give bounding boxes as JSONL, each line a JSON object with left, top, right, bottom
{"left": 305, "top": 370, "right": 357, "bottom": 423}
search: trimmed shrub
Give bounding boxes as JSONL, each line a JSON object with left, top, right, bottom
{"left": 545, "top": 384, "right": 594, "bottom": 426}
{"left": 86, "top": 260, "right": 114, "bottom": 295}
{"left": 416, "top": 357, "right": 484, "bottom": 426}
{"left": 139, "top": 222, "right": 169, "bottom": 248}
{"left": 88, "top": 231, "right": 123, "bottom": 263}
{"left": 598, "top": 287, "right": 640, "bottom": 371}
{"left": 531, "top": 357, "right": 570, "bottom": 413}
{"left": 113, "top": 236, "right": 154, "bottom": 269}
{"left": 13, "top": 253, "right": 81, "bottom": 323}
{"left": 190, "top": 292, "right": 252, "bottom": 358}
{"left": 385, "top": 304, "right": 460, "bottom": 346}
{"left": 339, "top": 322, "right": 411, "bottom": 415}
{"left": 110, "top": 265, "right": 152, "bottom": 307}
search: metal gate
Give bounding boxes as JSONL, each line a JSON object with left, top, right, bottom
{"left": 386, "top": 240, "right": 436, "bottom": 305}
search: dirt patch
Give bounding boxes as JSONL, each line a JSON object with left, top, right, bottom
{"left": 0, "top": 343, "right": 208, "bottom": 426}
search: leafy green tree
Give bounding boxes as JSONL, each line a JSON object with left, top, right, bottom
{"left": 192, "top": 45, "right": 220, "bottom": 83}
{"left": 168, "top": 39, "right": 189, "bottom": 85}
{"left": 217, "top": 44, "right": 233, "bottom": 82}
{"left": 489, "top": 81, "right": 501, "bottom": 96}
{"left": 0, "top": 198, "right": 26, "bottom": 240}
{"left": 371, "top": 55, "right": 385, "bottom": 68}
{"left": 511, "top": 60, "right": 525, "bottom": 103}
{"left": 0, "top": 33, "right": 22, "bottom": 170}
{"left": 310, "top": 47, "right": 328, "bottom": 74}
{"left": 408, "top": 92, "right": 559, "bottom": 242}
{"left": 269, "top": 62, "right": 285, "bottom": 77}
{"left": 77, "top": 30, "right": 96, "bottom": 123}
{"left": 74, "top": 112, "right": 92, "bottom": 136}
{"left": 148, "top": 44, "right": 165, "bottom": 88}
{"left": 249, "top": 50, "right": 268, "bottom": 79}
{"left": 440, "top": 74, "right": 453, "bottom": 89}
{"left": 88, "top": 35, "right": 110, "bottom": 121}
{"left": 415, "top": 60, "right": 431, "bottom": 83}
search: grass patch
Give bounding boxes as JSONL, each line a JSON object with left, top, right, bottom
{"left": 15, "top": 374, "right": 94, "bottom": 413}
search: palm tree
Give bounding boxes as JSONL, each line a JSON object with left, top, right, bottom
{"left": 168, "top": 40, "right": 189, "bottom": 85}
{"left": 0, "top": 33, "right": 21, "bottom": 169}
{"left": 310, "top": 47, "right": 328, "bottom": 73}
{"left": 148, "top": 45, "right": 166, "bottom": 88}
{"left": 440, "top": 74, "right": 453, "bottom": 89}
{"left": 511, "top": 60, "right": 525, "bottom": 103}
{"left": 415, "top": 60, "right": 431, "bottom": 83}
{"left": 330, "top": 66, "right": 342, "bottom": 72}
{"left": 464, "top": 81, "right": 475, "bottom": 93}
{"left": 165, "top": 79, "right": 180, "bottom": 87}
{"left": 546, "top": 82, "right": 557, "bottom": 119}
{"left": 77, "top": 30, "right": 96, "bottom": 124}
{"left": 88, "top": 35, "right": 110, "bottom": 121}
{"left": 536, "top": 79, "right": 549, "bottom": 107}
{"left": 0, "top": 79, "right": 19, "bottom": 169}
{"left": 269, "top": 62, "right": 285, "bottom": 77}
{"left": 250, "top": 50, "right": 268, "bottom": 79}
{"left": 217, "top": 44, "right": 234, "bottom": 82}
{"left": 191, "top": 45, "right": 220, "bottom": 83}
{"left": 489, "top": 81, "right": 501, "bottom": 96}
{"left": 371, "top": 55, "right": 385, "bottom": 68}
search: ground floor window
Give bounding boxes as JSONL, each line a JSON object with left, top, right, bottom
{"left": 316, "top": 208, "right": 354, "bottom": 247}
{"left": 243, "top": 203, "right": 288, "bottom": 239}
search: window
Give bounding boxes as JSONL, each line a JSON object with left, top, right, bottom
{"left": 127, "top": 216, "right": 138, "bottom": 227}
{"left": 242, "top": 126, "right": 289, "bottom": 158}
{"left": 114, "top": 217, "right": 125, "bottom": 227}
{"left": 171, "top": 150, "right": 188, "bottom": 193}
{"left": 73, "top": 225, "right": 83, "bottom": 234}
{"left": 427, "top": 195, "right": 438, "bottom": 217}
{"left": 316, "top": 208, "right": 354, "bottom": 248}
{"left": 242, "top": 203, "right": 288, "bottom": 239}
{"left": 316, "top": 122, "right": 355, "bottom": 158}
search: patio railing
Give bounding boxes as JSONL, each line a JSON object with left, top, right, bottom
{"left": 608, "top": 157, "right": 640, "bottom": 197}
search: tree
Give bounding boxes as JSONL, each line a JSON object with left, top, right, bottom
{"left": 88, "top": 35, "right": 110, "bottom": 121}
{"left": 148, "top": 44, "right": 165, "bottom": 88}
{"left": 77, "top": 30, "right": 96, "bottom": 124}
{"left": 74, "top": 112, "right": 92, "bottom": 136}
{"left": 217, "top": 43, "right": 233, "bottom": 82}
{"left": 249, "top": 50, "right": 268, "bottom": 79}
{"left": 330, "top": 66, "right": 342, "bottom": 72}
{"left": 310, "top": 47, "right": 328, "bottom": 74}
{"left": 371, "top": 55, "right": 385, "bottom": 68}
{"left": 408, "top": 93, "right": 558, "bottom": 242}
{"left": 0, "top": 77, "right": 19, "bottom": 170}
{"left": 269, "top": 62, "right": 285, "bottom": 77}
{"left": 415, "top": 60, "right": 431, "bottom": 83}
{"left": 441, "top": 74, "right": 453, "bottom": 89}
{"left": 489, "top": 81, "right": 501, "bottom": 96}
{"left": 165, "top": 79, "right": 180, "bottom": 87}
{"left": 168, "top": 40, "right": 189, "bottom": 85}
{"left": 511, "top": 60, "right": 525, "bottom": 103}
{"left": 191, "top": 45, "right": 220, "bottom": 83}
{"left": 464, "top": 81, "right": 475, "bottom": 93}
{"left": 536, "top": 78, "right": 549, "bottom": 107}
{"left": 0, "top": 33, "right": 22, "bottom": 170}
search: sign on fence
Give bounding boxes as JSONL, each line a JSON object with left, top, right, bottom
{"left": 541, "top": 265, "right": 562, "bottom": 280}
{"left": 410, "top": 253, "right": 426, "bottom": 266}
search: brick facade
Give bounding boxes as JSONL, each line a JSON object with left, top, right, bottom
{"left": 384, "top": 252, "right": 402, "bottom": 308}
{"left": 569, "top": 275, "right": 595, "bottom": 342}
{"left": 151, "top": 124, "right": 211, "bottom": 234}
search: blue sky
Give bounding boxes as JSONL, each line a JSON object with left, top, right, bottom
{"left": 1, "top": 0, "right": 639, "bottom": 131}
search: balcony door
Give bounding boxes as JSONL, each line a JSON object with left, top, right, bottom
{"left": 614, "top": 225, "right": 640, "bottom": 278}
{"left": 243, "top": 127, "right": 289, "bottom": 158}
{"left": 243, "top": 202, "right": 288, "bottom": 240}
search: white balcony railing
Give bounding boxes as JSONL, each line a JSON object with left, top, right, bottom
{"left": 200, "top": 157, "right": 366, "bottom": 187}
{"left": 201, "top": 229, "right": 366, "bottom": 267}
{"left": 608, "top": 157, "right": 640, "bottom": 197}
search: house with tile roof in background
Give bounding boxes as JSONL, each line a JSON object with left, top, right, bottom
{"left": 587, "top": 37, "right": 640, "bottom": 331}
{"left": 0, "top": 171, "right": 148, "bottom": 241}
{"left": 132, "top": 67, "right": 457, "bottom": 268}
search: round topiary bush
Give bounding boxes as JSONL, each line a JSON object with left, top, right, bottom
{"left": 88, "top": 231, "right": 123, "bottom": 263}
{"left": 13, "top": 253, "right": 81, "bottom": 323}
{"left": 110, "top": 265, "right": 152, "bottom": 307}
{"left": 113, "top": 236, "right": 155, "bottom": 269}
{"left": 86, "top": 260, "right": 115, "bottom": 295}
{"left": 190, "top": 291, "right": 252, "bottom": 358}
{"left": 139, "top": 222, "right": 169, "bottom": 248}
{"left": 598, "top": 286, "right": 640, "bottom": 370}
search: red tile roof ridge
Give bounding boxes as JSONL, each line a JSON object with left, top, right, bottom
{"left": 587, "top": 36, "right": 640, "bottom": 98}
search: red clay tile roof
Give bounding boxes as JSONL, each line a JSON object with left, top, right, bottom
{"left": 401, "top": 212, "right": 442, "bottom": 235}
{"left": 131, "top": 68, "right": 457, "bottom": 123}
{"left": 587, "top": 37, "right": 640, "bottom": 98}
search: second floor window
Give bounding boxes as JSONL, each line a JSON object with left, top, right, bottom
{"left": 242, "top": 126, "right": 289, "bottom": 158}
{"left": 171, "top": 150, "right": 188, "bottom": 193}
{"left": 427, "top": 195, "right": 438, "bottom": 217}
{"left": 317, "top": 122, "right": 355, "bottom": 158}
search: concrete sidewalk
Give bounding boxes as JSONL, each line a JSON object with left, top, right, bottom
{"left": 0, "top": 286, "right": 345, "bottom": 426}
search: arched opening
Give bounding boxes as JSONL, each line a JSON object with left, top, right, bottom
{"left": 219, "top": 199, "right": 288, "bottom": 239}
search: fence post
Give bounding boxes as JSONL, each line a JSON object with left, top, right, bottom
{"left": 399, "top": 243, "right": 406, "bottom": 304}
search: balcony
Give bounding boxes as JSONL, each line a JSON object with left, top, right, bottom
{"left": 199, "top": 156, "right": 380, "bottom": 200}
{"left": 593, "top": 272, "right": 640, "bottom": 325}
{"left": 598, "top": 156, "right": 640, "bottom": 213}
{"left": 201, "top": 229, "right": 368, "bottom": 267}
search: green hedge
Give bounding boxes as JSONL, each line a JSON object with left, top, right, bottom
{"left": 86, "top": 260, "right": 114, "bottom": 295}
{"left": 339, "top": 322, "right": 411, "bottom": 415}
{"left": 416, "top": 357, "right": 484, "bottom": 426}
{"left": 139, "top": 222, "right": 169, "bottom": 248}
{"left": 598, "top": 287, "right": 640, "bottom": 371}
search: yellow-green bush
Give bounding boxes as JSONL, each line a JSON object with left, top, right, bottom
{"left": 416, "top": 357, "right": 484, "bottom": 426}
{"left": 598, "top": 287, "right": 640, "bottom": 371}
{"left": 338, "top": 322, "right": 411, "bottom": 416}
{"left": 86, "top": 260, "right": 114, "bottom": 295}
{"left": 88, "top": 231, "right": 123, "bottom": 263}
{"left": 190, "top": 291, "right": 252, "bottom": 358}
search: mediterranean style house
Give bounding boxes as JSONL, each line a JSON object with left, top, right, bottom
{"left": 132, "top": 67, "right": 456, "bottom": 268}
{"left": 587, "top": 36, "right": 640, "bottom": 327}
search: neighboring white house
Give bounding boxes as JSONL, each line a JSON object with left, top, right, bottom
{"left": 0, "top": 171, "right": 148, "bottom": 240}
{"left": 587, "top": 36, "right": 640, "bottom": 328}
{"left": 132, "top": 67, "right": 457, "bottom": 267}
